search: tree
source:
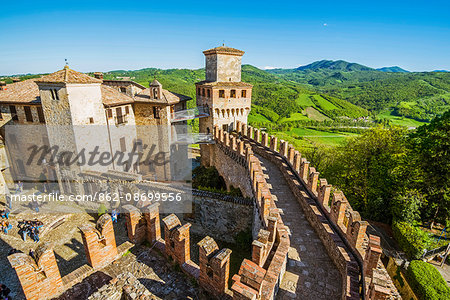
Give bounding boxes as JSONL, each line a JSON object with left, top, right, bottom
{"left": 408, "top": 111, "right": 450, "bottom": 228}
{"left": 323, "top": 126, "right": 409, "bottom": 222}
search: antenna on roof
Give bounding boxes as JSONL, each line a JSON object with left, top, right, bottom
{"left": 65, "top": 58, "right": 68, "bottom": 66}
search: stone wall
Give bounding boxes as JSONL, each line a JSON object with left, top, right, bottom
{"left": 233, "top": 120, "right": 400, "bottom": 300}
{"left": 188, "top": 189, "right": 253, "bottom": 243}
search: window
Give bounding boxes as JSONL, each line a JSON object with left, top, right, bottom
{"left": 230, "top": 89, "right": 236, "bottom": 98}
{"left": 207, "top": 89, "right": 210, "bottom": 97}
{"left": 42, "top": 136, "right": 50, "bottom": 146}
{"left": 0, "top": 108, "right": 2, "bottom": 120}
{"left": 120, "top": 137, "right": 126, "bottom": 152}
{"left": 24, "top": 106, "right": 33, "bottom": 122}
{"left": 201, "top": 89, "right": 205, "bottom": 96}
{"left": 116, "top": 107, "right": 125, "bottom": 124}
{"left": 153, "top": 106, "right": 161, "bottom": 119}
{"left": 37, "top": 107, "right": 45, "bottom": 123}
{"left": 8, "top": 134, "right": 18, "bottom": 148}
{"left": 50, "top": 89, "right": 59, "bottom": 100}
{"left": 125, "top": 106, "right": 129, "bottom": 114}
{"left": 219, "top": 90, "right": 225, "bottom": 98}
{"left": 107, "top": 108, "right": 112, "bottom": 118}
{"left": 134, "top": 139, "right": 143, "bottom": 152}
{"left": 16, "top": 159, "right": 26, "bottom": 175}
{"left": 197, "top": 87, "right": 200, "bottom": 95}
{"left": 120, "top": 87, "right": 126, "bottom": 93}
{"left": 9, "top": 106, "right": 18, "bottom": 121}
{"left": 241, "top": 90, "right": 247, "bottom": 98}
{"left": 89, "top": 117, "right": 94, "bottom": 124}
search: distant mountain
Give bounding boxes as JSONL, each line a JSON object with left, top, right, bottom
{"left": 296, "top": 60, "right": 374, "bottom": 72}
{"left": 433, "top": 70, "right": 449, "bottom": 72}
{"left": 377, "top": 66, "right": 409, "bottom": 73}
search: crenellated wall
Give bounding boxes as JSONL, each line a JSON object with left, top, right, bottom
{"left": 229, "top": 120, "right": 399, "bottom": 300}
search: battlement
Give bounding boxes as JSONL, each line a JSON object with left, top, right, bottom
{"left": 224, "top": 120, "right": 399, "bottom": 299}
{"left": 8, "top": 242, "right": 64, "bottom": 300}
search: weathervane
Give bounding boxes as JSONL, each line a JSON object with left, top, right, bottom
{"left": 65, "top": 58, "right": 68, "bottom": 66}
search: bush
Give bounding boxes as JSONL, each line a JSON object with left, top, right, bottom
{"left": 392, "top": 221, "right": 431, "bottom": 259}
{"left": 406, "top": 260, "right": 450, "bottom": 300}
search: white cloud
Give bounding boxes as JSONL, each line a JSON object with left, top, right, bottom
{"left": 323, "top": 23, "right": 328, "bottom": 26}
{"left": 264, "top": 66, "right": 277, "bottom": 70}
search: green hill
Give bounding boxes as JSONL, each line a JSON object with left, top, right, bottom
{"left": 296, "top": 60, "right": 374, "bottom": 72}
{"left": 102, "top": 65, "right": 369, "bottom": 124}
{"left": 267, "top": 62, "right": 450, "bottom": 122}
{"left": 377, "top": 66, "right": 409, "bottom": 73}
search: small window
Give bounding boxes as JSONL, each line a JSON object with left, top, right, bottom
{"left": 230, "top": 90, "right": 236, "bottom": 98}
{"left": 125, "top": 106, "right": 129, "bottom": 114}
{"left": 241, "top": 90, "right": 247, "bottom": 98}
{"left": 37, "top": 107, "right": 45, "bottom": 123}
{"left": 197, "top": 87, "right": 200, "bottom": 95}
{"left": 89, "top": 117, "right": 94, "bottom": 124}
{"left": 9, "top": 106, "right": 18, "bottom": 121}
{"left": 116, "top": 107, "right": 125, "bottom": 124}
{"left": 219, "top": 90, "right": 225, "bottom": 98}
{"left": 50, "top": 89, "right": 59, "bottom": 100}
{"left": 134, "top": 139, "right": 143, "bottom": 152}
{"left": 107, "top": 108, "right": 112, "bottom": 118}
{"left": 24, "top": 106, "right": 33, "bottom": 122}
{"left": 207, "top": 89, "right": 210, "bottom": 97}
{"left": 8, "top": 134, "right": 18, "bottom": 148}
{"left": 153, "top": 106, "right": 161, "bottom": 119}
{"left": 0, "top": 108, "right": 3, "bottom": 120}
{"left": 120, "top": 87, "right": 127, "bottom": 93}
{"left": 120, "top": 137, "right": 126, "bottom": 152}
{"left": 16, "top": 159, "right": 26, "bottom": 175}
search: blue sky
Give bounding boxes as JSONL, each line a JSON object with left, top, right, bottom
{"left": 0, "top": 0, "right": 449, "bottom": 75}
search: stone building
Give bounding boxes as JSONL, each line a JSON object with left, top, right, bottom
{"left": 0, "top": 66, "right": 192, "bottom": 196}
{"left": 196, "top": 46, "right": 253, "bottom": 166}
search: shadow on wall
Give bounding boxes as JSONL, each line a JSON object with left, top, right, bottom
{"left": 54, "top": 271, "right": 112, "bottom": 300}
{"left": 0, "top": 238, "right": 25, "bottom": 300}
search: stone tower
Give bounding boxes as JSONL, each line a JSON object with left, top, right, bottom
{"left": 196, "top": 46, "right": 252, "bottom": 166}
{"left": 35, "top": 65, "right": 111, "bottom": 194}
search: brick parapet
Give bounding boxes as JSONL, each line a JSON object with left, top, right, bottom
{"left": 234, "top": 121, "right": 400, "bottom": 299}
{"left": 8, "top": 242, "right": 64, "bottom": 300}
{"left": 79, "top": 214, "right": 118, "bottom": 270}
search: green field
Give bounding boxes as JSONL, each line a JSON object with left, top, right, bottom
{"left": 377, "top": 110, "right": 427, "bottom": 127}
{"left": 269, "top": 127, "right": 359, "bottom": 151}
{"left": 248, "top": 112, "right": 271, "bottom": 123}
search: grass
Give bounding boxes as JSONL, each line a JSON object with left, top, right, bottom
{"left": 271, "top": 127, "right": 359, "bottom": 149}
{"left": 303, "top": 107, "right": 332, "bottom": 121}
{"left": 248, "top": 112, "right": 271, "bottom": 123}
{"left": 377, "top": 110, "right": 427, "bottom": 127}
{"left": 296, "top": 93, "right": 315, "bottom": 107}
{"left": 280, "top": 112, "right": 309, "bottom": 122}
{"left": 313, "top": 94, "right": 339, "bottom": 110}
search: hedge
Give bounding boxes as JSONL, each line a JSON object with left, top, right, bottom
{"left": 392, "top": 221, "right": 430, "bottom": 259}
{"left": 406, "top": 260, "right": 450, "bottom": 300}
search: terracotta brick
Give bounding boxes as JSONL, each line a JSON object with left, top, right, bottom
{"left": 8, "top": 242, "right": 64, "bottom": 300}
{"left": 80, "top": 214, "right": 118, "bottom": 269}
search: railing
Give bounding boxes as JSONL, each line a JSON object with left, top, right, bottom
{"left": 171, "top": 133, "right": 214, "bottom": 144}
{"left": 422, "top": 244, "right": 449, "bottom": 260}
{"left": 171, "top": 106, "right": 209, "bottom": 123}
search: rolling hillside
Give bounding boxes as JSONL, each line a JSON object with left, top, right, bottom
{"left": 267, "top": 60, "right": 450, "bottom": 122}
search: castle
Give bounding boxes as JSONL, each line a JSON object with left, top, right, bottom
{"left": 0, "top": 46, "right": 399, "bottom": 300}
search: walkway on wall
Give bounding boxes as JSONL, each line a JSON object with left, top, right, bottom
{"left": 256, "top": 154, "right": 342, "bottom": 299}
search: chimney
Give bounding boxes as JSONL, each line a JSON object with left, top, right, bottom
{"left": 12, "top": 78, "right": 20, "bottom": 83}
{"left": 0, "top": 81, "right": 6, "bottom": 91}
{"left": 94, "top": 72, "right": 104, "bottom": 80}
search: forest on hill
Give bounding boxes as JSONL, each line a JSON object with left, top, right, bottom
{"left": 267, "top": 61, "right": 450, "bottom": 122}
